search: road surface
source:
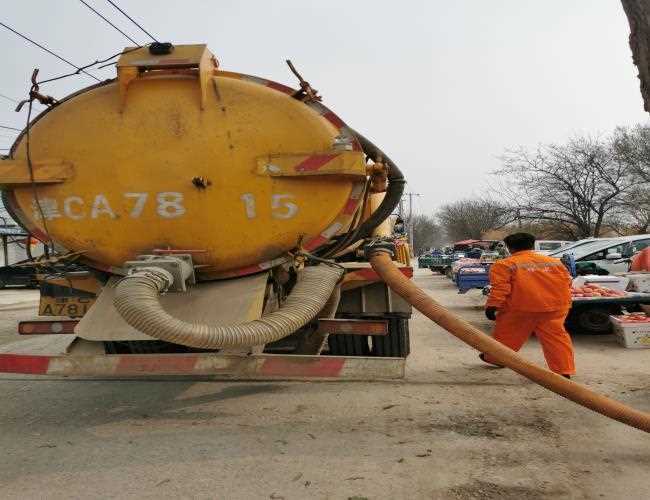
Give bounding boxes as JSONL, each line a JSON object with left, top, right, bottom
{"left": 0, "top": 269, "right": 648, "bottom": 499}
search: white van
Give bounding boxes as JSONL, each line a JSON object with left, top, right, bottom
{"left": 535, "top": 240, "right": 572, "bottom": 255}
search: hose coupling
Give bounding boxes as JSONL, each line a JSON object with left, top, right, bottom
{"left": 364, "top": 238, "right": 396, "bottom": 260}
{"left": 123, "top": 253, "right": 195, "bottom": 292}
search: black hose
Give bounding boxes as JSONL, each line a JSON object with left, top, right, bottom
{"left": 327, "top": 129, "right": 406, "bottom": 252}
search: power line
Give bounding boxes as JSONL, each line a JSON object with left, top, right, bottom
{"left": 105, "top": 0, "right": 158, "bottom": 42}
{"left": 0, "top": 93, "right": 18, "bottom": 104}
{"left": 0, "top": 125, "right": 21, "bottom": 131}
{"left": 79, "top": 0, "right": 141, "bottom": 45}
{"left": 0, "top": 21, "right": 101, "bottom": 82}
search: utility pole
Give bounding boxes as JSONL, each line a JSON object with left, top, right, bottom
{"left": 405, "top": 192, "right": 421, "bottom": 254}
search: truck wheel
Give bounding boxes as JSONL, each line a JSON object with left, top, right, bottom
{"left": 327, "top": 334, "right": 371, "bottom": 356}
{"left": 0, "top": 278, "right": 6, "bottom": 290}
{"left": 327, "top": 317, "right": 410, "bottom": 357}
{"left": 371, "top": 318, "right": 410, "bottom": 357}
{"left": 567, "top": 306, "right": 617, "bottom": 335}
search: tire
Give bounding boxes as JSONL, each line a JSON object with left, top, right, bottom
{"left": 371, "top": 318, "right": 410, "bottom": 357}
{"left": 444, "top": 267, "right": 453, "bottom": 279}
{"left": 327, "top": 317, "right": 410, "bottom": 357}
{"left": 0, "top": 278, "right": 6, "bottom": 290}
{"left": 327, "top": 333, "right": 371, "bottom": 356}
{"left": 567, "top": 306, "right": 618, "bottom": 335}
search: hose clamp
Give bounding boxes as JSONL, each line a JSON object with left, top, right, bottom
{"left": 364, "top": 239, "right": 396, "bottom": 259}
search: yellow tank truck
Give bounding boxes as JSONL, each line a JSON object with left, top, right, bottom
{"left": 0, "top": 43, "right": 412, "bottom": 379}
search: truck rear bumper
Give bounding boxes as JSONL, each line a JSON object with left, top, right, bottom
{"left": 0, "top": 335, "right": 405, "bottom": 381}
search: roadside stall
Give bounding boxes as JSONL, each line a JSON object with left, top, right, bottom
{"left": 566, "top": 275, "right": 650, "bottom": 335}
{"left": 454, "top": 252, "right": 500, "bottom": 293}
{"left": 456, "top": 264, "right": 491, "bottom": 294}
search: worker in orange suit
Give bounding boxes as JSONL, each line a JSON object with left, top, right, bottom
{"left": 630, "top": 247, "right": 650, "bottom": 272}
{"left": 481, "top": 233, "right": 575, "bottom": 378}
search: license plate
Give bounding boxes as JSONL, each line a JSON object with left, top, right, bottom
{"left": 39, "top": 296, "right": 95, "bottom": 318}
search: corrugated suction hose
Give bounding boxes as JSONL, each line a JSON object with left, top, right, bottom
{"left": 113, "top": 264, "right": 344, "bottom": 349}
{"left": 369, "top": 250, "right": 650, "bottom": 433}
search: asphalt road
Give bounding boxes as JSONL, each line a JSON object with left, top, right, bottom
{"left": 0, "top": 269, "right": 648, "bottom": 499}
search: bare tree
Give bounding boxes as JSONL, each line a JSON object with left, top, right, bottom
{"left": 496, "top": 136, "right": 638, "bottom": 238}
{"left": 612, "top": 124, "right": 650, "bottom": 180}
{"left": 607, "top": 186, "right": 650, "bottom": 234}
{"left": 410, "top": 214, "right": 444, "bottom": 255}
{"left": 438, "top": 199, "right": 511, "bottom": 242}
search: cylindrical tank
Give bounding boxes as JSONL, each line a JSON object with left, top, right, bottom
{"left": 2, "top": 45, "right": 367, "bottom": 278}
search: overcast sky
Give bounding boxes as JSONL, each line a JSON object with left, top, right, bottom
{"left": 1, "top": 0, "right": 648, "bottom": 215}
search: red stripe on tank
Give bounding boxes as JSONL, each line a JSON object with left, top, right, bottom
{"left": 322, "top": 111, "right": 345, "bottom": 129}
{"left": 294, "top": 154, "right": 338, "bottom": 172}
{"left": 266, "top": 81, "right": 294, "bottom": 94}
{"left": 342, "top": 197, "right": 359, "bottom": 215}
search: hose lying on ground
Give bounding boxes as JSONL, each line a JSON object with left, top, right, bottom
{"left": 113, "top": 264, "right": 344, "bottom": 349}
{"left": 368, "top": 250, "right": 650, "bottom": 433}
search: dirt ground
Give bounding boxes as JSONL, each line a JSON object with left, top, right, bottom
{"left": 0, "top": 268, "right": 648, "bottom": 499}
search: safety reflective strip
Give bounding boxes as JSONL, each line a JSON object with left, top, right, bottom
{"left": 0, "top": 354, "right": 50, "bottom": 374}
{"left": 0, "top": 353, "right": 404, "bottom": 379}
{"left": 259, "top": 357, "right": 345, "bottom": 377}
{"left": 515, "top": 262, "right": 565, "bottom": 270}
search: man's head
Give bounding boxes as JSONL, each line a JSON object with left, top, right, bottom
{"left": 503, "top": 232, "right": 535, "bottom": 253}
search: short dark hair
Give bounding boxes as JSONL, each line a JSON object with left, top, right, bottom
{"left": 503, "top": 232, "right": 535, "bottom": 252}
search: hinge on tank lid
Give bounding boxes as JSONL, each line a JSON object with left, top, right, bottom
{"left": 116, "top": 44, "right": 218, "bottom": 112}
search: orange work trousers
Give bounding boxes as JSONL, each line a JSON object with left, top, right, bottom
{"left": 484, "top": 309, "right": 575, "bottom": 375}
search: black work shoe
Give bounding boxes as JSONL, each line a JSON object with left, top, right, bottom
{"left": 479, "top": 353, "right": 504, "bottom": 368}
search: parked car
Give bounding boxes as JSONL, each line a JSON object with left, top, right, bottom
{"left": 560, "top": 235, "right": 650, "bottom": 274}
{"left": 548, "top": 238, "right": 617, "bottom": 258}
{"left": 534, "top": 240, "right": 572, "bottom": 255}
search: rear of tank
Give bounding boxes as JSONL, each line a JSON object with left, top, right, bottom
{"left": 0, "top": 44, "right": 410, "bottom": 356}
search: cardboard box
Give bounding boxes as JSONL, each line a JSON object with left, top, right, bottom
{"left": 626, "top": 273, "right": 650, "bottom": 293}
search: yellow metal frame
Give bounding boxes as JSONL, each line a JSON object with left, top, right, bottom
{"left": 117, "top": 44, "right": 217, "bottom": 111}
{"left": 0, "top": 159, "right": 72, "bottom": 187}
{"left": 255, "top": 150, "right": 366, "bottom": 178}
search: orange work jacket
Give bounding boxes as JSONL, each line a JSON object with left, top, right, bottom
{"left": 486, "top": 250, "right": 572, "bottom": 312}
